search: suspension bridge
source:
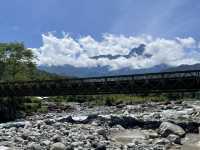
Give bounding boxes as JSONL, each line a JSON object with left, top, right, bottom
{"left": 0, "top": 70, "right": 200, "bottom": 97}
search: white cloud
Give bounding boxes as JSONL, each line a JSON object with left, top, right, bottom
{"left": 176, "top": 37, "right": 196, "bottom": 48}
{"left": 32, "top": 33, "right": 200, "bottom": 70}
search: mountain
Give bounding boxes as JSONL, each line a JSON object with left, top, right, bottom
{"left": 38, "top": 44, "right": 168, "bottom": 77}
{"left": 40, "top": 45, "right": 200, "bottom": 77}
{"left": 39, "top": 44, "right": 163, "bottom": 77}
{"left": 91, "top": 44, "right": 151, "bottom": 60}
{"left": 162, "top": 64, "right": 200, "bottom": 72}
{"left": 39, "top": 62, "right": 200, "bottom": 78}
{"left": 38, "top": 64, "right": 168, "bottom": 77}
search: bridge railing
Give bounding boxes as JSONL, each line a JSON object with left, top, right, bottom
{"left": 0, "top": 69, "right": 200, "bottom": 85}
{"left": 79, "top": 70, "right": 200, "bottom": 83}
{"left": 0, "top": 69, "right": 200, "bottom": 96}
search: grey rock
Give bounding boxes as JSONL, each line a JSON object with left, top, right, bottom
{"left": 2, "top": 101, "right": 200, "bottom": 150}
{"left": 52, "top": 134, "right": 62, "bottom": 142}
{"left": 21, "top": 129, "right": 30, "bottom": 140}
{"left": 167, "top": 134, "right": 181, "bottom": 144}
{"left": 96, "top": 129, "right": 107, "bottom": 138}
{"left": 44, "top": 119, "right": 56, "bottom": 125}
{"left": 56, "top": 116, "right": 73, "bottom": 123}
{"left": 0, "top": 136, "right": 10, "bottom": 142}
{"left": 27, "top": 142, "right": 42, "bottom": 150}
{"left": 95, "top": 144, "right": 106, "bottom": 150}
{"left": 41, "top": 140, "right": 51, "bottom": 146}
{"left": 153, "top": 138, "right": 171, "bottom": 145}
{"left": 147, "top": 131, "right": 159, "bottom": 139}
{"left": 127, "top": 143, "right": 136, "bottom": 148}
{"left": 71, "top": 141, "right": 80, "bottom": 147}
{"left": 0, "top": 146, "right": 11, "bottom": 150}
{"left": 158, "top": 122, "right": 185, "bottom": 137}
{"left": 72, "top": 116, "right": 88, "bottom": 122}
{"left": 14, "top": 137, "right": 24, "bottom": 143}
{"left": 50, "top": 142, "right": 66, "bottom": 150}
{"left": 65, "top": 145, "right": 74, "bottom": 150}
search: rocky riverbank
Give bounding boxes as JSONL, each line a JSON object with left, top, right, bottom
{"left": 1, "top": 100, "right": 200, "bottom": 149}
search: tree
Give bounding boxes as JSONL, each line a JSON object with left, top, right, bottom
{"left": 0, "top": 42, "right": 64, "bottom": 122}
{"left": 0, "top": 43, "right": 36, "bottom": 81}
{"left": 0, "top": 42, "right": 62, "bottom": 81}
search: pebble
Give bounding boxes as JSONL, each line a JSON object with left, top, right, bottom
{"left": 0, "top": 101, "right": 199, "bottom": 149}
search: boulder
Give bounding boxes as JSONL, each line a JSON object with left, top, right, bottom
{"left": 147, "top": 131, "right": 159, "bottom": 139}
{"left": 177, "top": 122, "right": 200, "bottom": 134}
{"left": 14, "top": 137, "right": 24, "bottom": 143}
{"left": 0, "top": 146, "right": 11, "bottom": 150}
{"left": 41, "top": 140, "right": 51, "bottom": 146}
{"left": 52, "top": 134, "right": 62, "bottom": 142}
{"left": 109, "top": 115, "right": 142, "bottom": 128}
{"left": 158, "top": 122, "right": 185, "bottom": 137}
{"left": 44, "top": 119, "right": 56, "bottom": 125}
{"left": 153, "top": 138, "right": 171, "bottom": 145}
{"left": 95, "top": 144, "right": 106, "bottom": 150}
{"left": 167, "top": 134, "right": 181, "bottom": 144}
{"left": 56, "top": 116, "right": 74, "bottom": 123}
{"left": 50, "top": 142, "right": 66, "bottom": 150}
{"left": 27, "top": 142, "right": 42, "bottom": 150}
{"left": 72, "top": 116, "right": 88, "bottom": 123}
{"left": 21, "top": 129, "right": 30, "bottom": 140}
{"left": 96, "top": 129, "right": 107, "bottom": 138}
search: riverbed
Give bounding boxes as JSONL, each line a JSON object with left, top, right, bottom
{"left": 0, "top": 101, "right": 200, "bottom": 149}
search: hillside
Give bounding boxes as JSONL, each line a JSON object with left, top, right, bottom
{"left": 38, "top": 44, "right": 168, "bottom": 77}
{"left": 39, "top": 64, "right": 168, "bottom": 77}
{"left": 39, "top": 63, "right": 200, "bottom": 77}
{"left": 162, "top": 64, "right": 200, "bottom": 72}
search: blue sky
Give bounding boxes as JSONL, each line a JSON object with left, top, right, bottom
{"left": 0, "top": 0, "right": 200, "bottom": 48}
{"left": 1, "top": 0, "right": 200, "bottom": 69}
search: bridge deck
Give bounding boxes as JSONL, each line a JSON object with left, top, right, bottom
{"left": 0, "top": 70, "right": 200, "bottom": 97}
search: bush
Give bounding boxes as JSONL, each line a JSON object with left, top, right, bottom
{"left": 0, "top": 97, "right": 25, "bottom": 122}
{"left": 105, "top": 97, "right": 114, "bottom": 106}
{"left": 24, "top": 103, "right": 40, "bottom": 114}
{"left": 37, "top": 106, "right": 48, "bottom": 113}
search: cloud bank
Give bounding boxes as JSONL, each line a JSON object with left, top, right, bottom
{"left": 32, "top": 33, "right": 200, "bottom": 70}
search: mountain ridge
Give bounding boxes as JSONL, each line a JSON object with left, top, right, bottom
{"left": 90, "top": 44, "right": 151, "bottom": 60}
{"left": 162, "top": 64, "right": 200, "bottom": 72}
{"left": 38, "top": 43, "right": 200, "bottom": 77}
{"left": 39, "top": 63, "right": 200, "bottom": 78}
{"left": 38, "top": 64, "right": 168, "bottom": 77}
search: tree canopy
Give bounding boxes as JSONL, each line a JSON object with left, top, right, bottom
{"left": 0, "top": 42, "right": 61, "bottom": 81}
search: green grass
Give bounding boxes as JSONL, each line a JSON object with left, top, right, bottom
{"left": 24, "top": 102, "right": 41, "bottom": 114}
{"left": 44, "top": 94, "right": 169, "bottom": 106}
{"left": 17, "top": 92, "right": 200, "bottom": 115}
{"left": 37, "top": 106, "right": 48, "bottom": 113}
{"left": 88, "top": 95, "right": 168, "bottom": 106}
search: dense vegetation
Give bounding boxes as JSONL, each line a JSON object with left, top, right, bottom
{"left": 47, "top": 94, "right": 168, "bottom": 106}
{"left": 0, "top": 43, "right": 62, "bottom": 122}
{"left": 48, "top": 92, "right": 199, "bottom": 105}
{"left": 0, "top": 43, "right": 62, "bottom": 81}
